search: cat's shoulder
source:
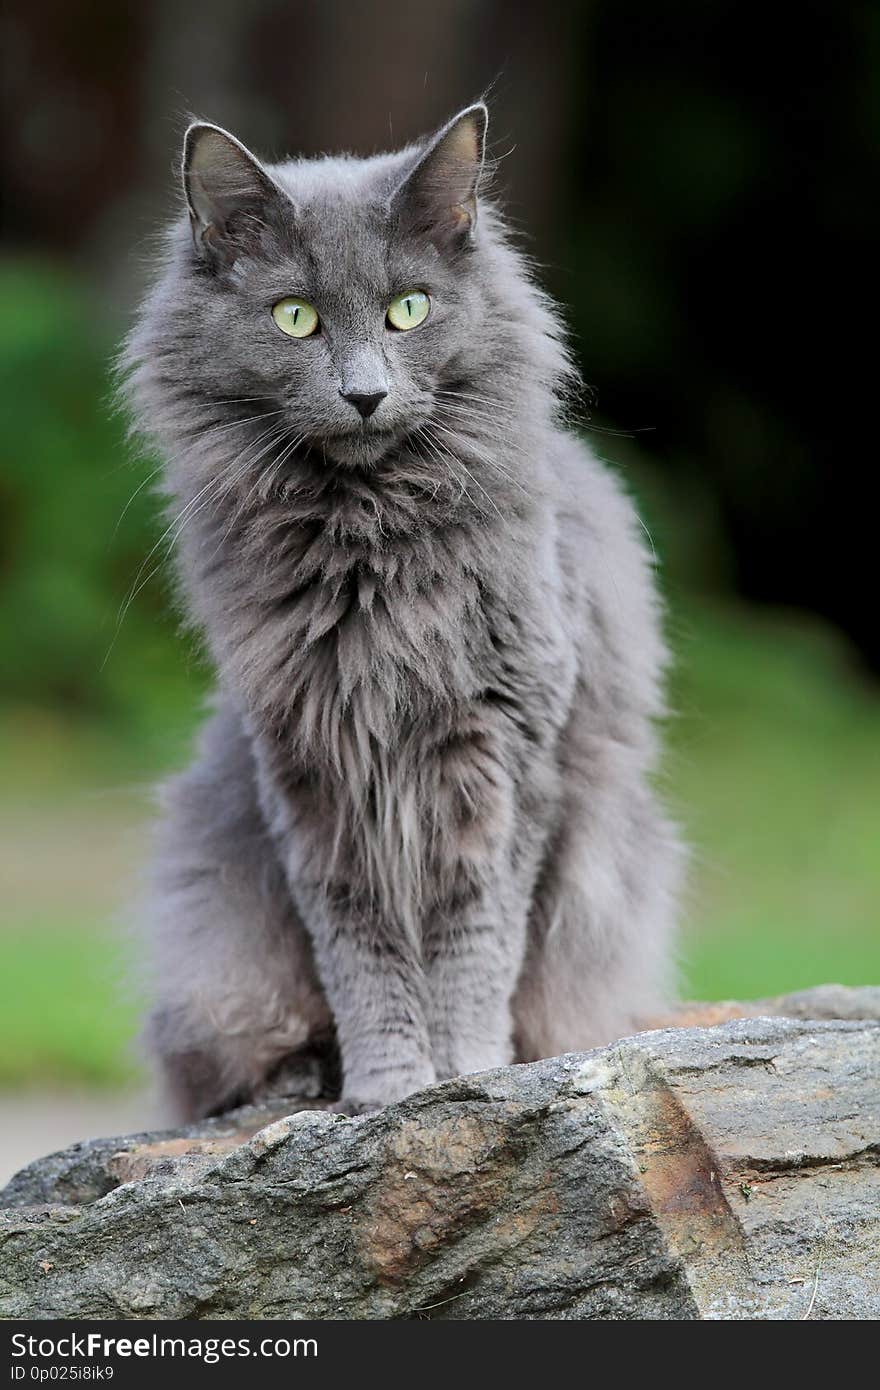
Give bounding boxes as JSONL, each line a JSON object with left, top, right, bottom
{"left": 549, "top": 429, "right": 646, "bottom": 541}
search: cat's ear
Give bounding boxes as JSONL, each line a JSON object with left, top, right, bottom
{"left": 390, "top": 103, "right": 488, "bottom": 252}
{"left": 182, "top": 122, "right": 285, "bottom": 265}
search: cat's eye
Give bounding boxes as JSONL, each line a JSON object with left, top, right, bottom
{"left": 272, "top": 297, "right": 320, "bottom": 338}
{"left": 387, "top": 289, "right": 430, "bottom": 332}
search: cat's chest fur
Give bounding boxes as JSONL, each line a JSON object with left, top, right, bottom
{"left": 218, "top": 491, "right": 577, "bottom": 924}
{"left": 199, "top": 482, "right": 534, "bottom": 763}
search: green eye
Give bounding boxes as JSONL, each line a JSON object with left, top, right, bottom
{"left": 387, "top": 289, "right": 430, "bottom": 331}
{"left": 272, "top": 297, "right": 319, "bottom": 338}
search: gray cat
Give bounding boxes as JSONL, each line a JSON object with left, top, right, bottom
{"left": 123, "top": 103, "right": 682, "bottom": 1120}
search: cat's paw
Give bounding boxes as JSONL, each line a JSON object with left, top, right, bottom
{"left": 328, "top": 1097, "right": 385, "bottom": 1117}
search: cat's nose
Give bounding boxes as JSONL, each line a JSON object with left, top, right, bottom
{"left": 340, "top": 389, "right": 387, "bottom": 419}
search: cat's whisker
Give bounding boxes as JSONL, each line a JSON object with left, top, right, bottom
{"left": 432, "top": 392, "right": 520, "bottom": 432}
{"left": 431, "top": 394, "right": 526, "bottom": 447}
{"left": 431, "top": 402, "right": 524, "bottom": 455}
{"left": 427, "top": 422, "right": 511, "bottom": 521}
{"left": 434, "top": 387, "right": 511, "bottom": 418}
{"left": 444, "top": 456, "right": 505, "bottom": 524}
{"left": 115, "top": 471, "right": 228, "bottom": 624}
{"left": 412, "top": 424, "right": 470, "bottom": 510}
{"left": 203, "top": 425, "right": 294, "bottom": 524}
{"left": 580, "top": 419, "right": 653, "bottom": 440}
{"left": 187, "top": 408, "right": 287, "bottom": 448}
{"left": 435, "top": 384, "right": 500, "bottom": 401}
{"left": 220, "top": 429, "right": 308, "bottom": 545}
{"left": 205, "top": 395, "right": 279, "bottom": 406}
{"left": 636, "top": 515, "right": 659, "bottom": 567}
{"left": 165, "top": 421, "right": 284, "bottom": 540}
{"left": 108, "top": 464, "right": 163, "bottom": 548}
{"left": 115, "top": 448, "right": 273, "bottom": 631}
{"left": 105, "top": 422, "right": 287, "bottom": 662}
{"left": 430, "top": 412, "right": 532, "bottom": 499}
{"left": 419, "top": 423, "right": 500, "bottom": 522}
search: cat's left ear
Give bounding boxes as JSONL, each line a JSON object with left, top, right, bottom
{"left": 390, "top": 103, "right": 488, "bottom": 252}
{"left": 182, "top": 122, "right": 286, "bottom": 266}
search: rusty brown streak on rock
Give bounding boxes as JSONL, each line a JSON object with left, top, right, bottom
{"left": 358, "top": 1104, "right": 554, "bottom": 1283}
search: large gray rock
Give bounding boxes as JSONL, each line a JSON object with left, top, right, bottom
{"left": 1, "top": 986, "right": 878, "bottom": 1320}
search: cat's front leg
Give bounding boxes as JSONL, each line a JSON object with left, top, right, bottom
{"left": 423, "top": 881, "right": 528, "bottom": 1080}
{"left": 252, "top": 744, "right": 436, "bottom": 1111}
{"left": 418, "top": 716, "right": 533, "bottom": 1080}
{"left": 294, "top": 881, "right": 437, "bottom": 1110}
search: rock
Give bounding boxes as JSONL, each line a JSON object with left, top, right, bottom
{"left": 1, "top": 985, "right": 878, "bottom": 1320}
{"left": 651, "top": 982, "right": 880, "bottom": 1030}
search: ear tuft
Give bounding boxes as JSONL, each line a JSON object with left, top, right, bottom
{"left": 391, "top": 103, "right": 488, "bottom": 252}
{"left": 182, "top": 122, "right": 282, "bottom": 264}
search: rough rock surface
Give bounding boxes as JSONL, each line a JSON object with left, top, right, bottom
{"left": 1, "top": 986, "right": 878, "bottom": 1320}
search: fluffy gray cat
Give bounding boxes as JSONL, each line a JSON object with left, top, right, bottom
{"left": 123, "top": 103, "right": 682, "bottom": 1120}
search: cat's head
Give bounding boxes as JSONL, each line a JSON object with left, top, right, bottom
{"left": 174, "top": 104, "right": 494, "bottom": 469}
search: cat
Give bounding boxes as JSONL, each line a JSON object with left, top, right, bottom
{"left": 122, "top": 102, "right": 683, "bottom": 1120}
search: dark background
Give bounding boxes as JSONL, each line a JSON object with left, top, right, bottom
{"left": 0, "top": 1, "right": 877, "bottom": 1140}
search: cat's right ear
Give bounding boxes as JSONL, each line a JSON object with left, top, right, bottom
{"left": 390, "top": 104, "right": 488, "bottom": 253}
{"left": 182, "top": 123, "right": 284, "bottom": 266}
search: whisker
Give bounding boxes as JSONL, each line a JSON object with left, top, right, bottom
{"left": 114, "top": 447, "right": 275, "bottom": 632}
{"left": 413, "top": 424, "right": 472, "bottom": 511}
{"left": 429, "top": 397, "right": 534, "bottom": 498}
{"left": 257, "top": 429, "right": 306, "bottom": 499}
{"left": 430, "top": 412, "right": 531, "bottom": 498}
{"left": 102, "top": 421, "right": 287, "bottom": 666}
{"left": 428, "top": 421, "right": 514, "bottom": 518}
{"left": 123, "top": 419, "right": 279, "bottom": 600}
{"left": 185, "top": 408, "right": 286, "bottom": 447}
{"left": 420, "top": 423, "right": 501, "bottom": 523}
{"left": 107, "top": 464, "right": 162, "bottom": 547}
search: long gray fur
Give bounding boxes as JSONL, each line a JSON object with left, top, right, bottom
{"left": 122, "top": 104, "right": 683, "bottom": 1120}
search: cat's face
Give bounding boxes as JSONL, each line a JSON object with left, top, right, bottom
{"left": 180, "top": 107, "right": 488, "bottom": 469}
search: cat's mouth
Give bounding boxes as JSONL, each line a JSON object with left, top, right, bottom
{"left": 318, "top": 424, "right": 402, "bottom": 467}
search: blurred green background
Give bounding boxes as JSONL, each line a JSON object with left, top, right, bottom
{"left": 1, "top": 0, "right": 877, "bottom": 1111}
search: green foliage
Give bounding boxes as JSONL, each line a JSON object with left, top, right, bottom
{"left": 0, "top": 261, "right": 200, "bottom": 726}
